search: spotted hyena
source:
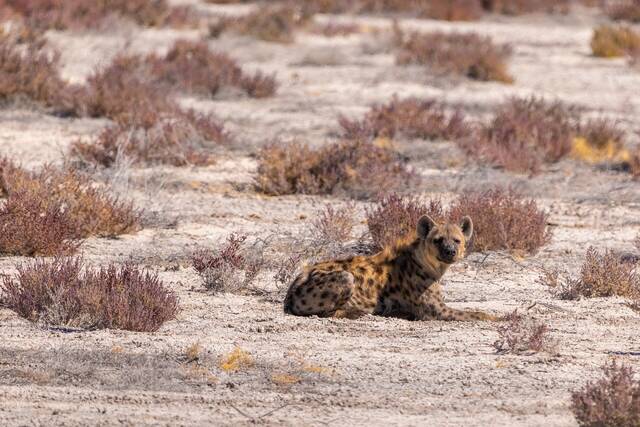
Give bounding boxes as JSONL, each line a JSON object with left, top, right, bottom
{"left": 284, "top": 215, "right": 497, "bottom": 321}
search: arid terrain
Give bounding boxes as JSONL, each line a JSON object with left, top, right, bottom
{"left": 1, "top": 1, "right": 640, "bottom": 426}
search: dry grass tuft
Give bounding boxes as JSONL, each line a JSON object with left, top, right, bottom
{"left": 448, "top": 188, "right": 551, "bottom": 254}
{"left": 191, "top": 234, "right": 264, "bottom": 293}
{"left": 540, "top": 246, "right": 640, "bottom": 301}
{"left": 606, "top": 0, "right": 640, "bottom": 22}
{"left": 591, "top": 25, "right": 640, "bottom": 58}
{"left": 571, "top": 361, "right": 640, "bottom": 427}
{"left": 572, "top": 118, "right": 627, "bottom": 164}
{"left": 219, "top": 347, "right": 254, "bottom": 372}
{"left": 459, "top": 96, "right": 579, "bottom": 174}
{"left": 340, "top": 96, "right": 470, "bottom": 141}
{"left": 366, "top": 193, "right": 445, "bottom": 250}
{"left": 482, "top": 0, "right": 570, "bottom": 15}
{"left": 184, "top": 343, "right": 203, "bottom": 363}
{"left": 1, "top": 257, "right": 178, "bottom": 332}
{"left": 395, "top": 29, "right": 513, "bottom": 83}
{"left": 255, "top": 138, "right": 412, "bottom": 199}
{"left": 0, "top": 160, "right": 141, "bottom": 256}
{"left": 493, "top": 311, "right": 553, "bottom": 354}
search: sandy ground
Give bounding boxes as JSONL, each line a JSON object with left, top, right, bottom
{"left": 1, "top": 2, "right": 640, "bottom": 426}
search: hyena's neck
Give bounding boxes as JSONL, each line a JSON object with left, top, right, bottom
{"left": 388, "top": 245, "right": 449, "bottom": 293}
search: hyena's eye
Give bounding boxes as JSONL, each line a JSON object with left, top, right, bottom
{"left": 453, "top": 238, "right": 461, "bottom": 244}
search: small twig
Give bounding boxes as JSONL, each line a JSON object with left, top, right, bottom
{"left": 230, "top": 403, "right": 290, "bottom": 421}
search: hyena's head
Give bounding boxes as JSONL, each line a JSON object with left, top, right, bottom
{"left": 416, "top": 215, "right": 473, "bottom": 265}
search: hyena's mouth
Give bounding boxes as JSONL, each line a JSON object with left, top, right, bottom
{"left": 437, "top": 256, "right": 455, "bottom": 264}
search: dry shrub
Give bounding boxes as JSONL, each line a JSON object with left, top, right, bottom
{"left": 311, "top": 22, "right": 361, "bottom": 37}
{"left": 255, "top": 138, "right": 412, "bottom": 199}
{"left": 493, "top": 311, "right": 553, "bottom": 354}
{"left": 606, "top": 0, "right": 640, "bottom": 22}
{"left": 0, "top": 186, "right": 82, "bottom": 256}
{"left": 448, "top": 188, "right": 551, "bottom": 254}
{"left": 627, "top": 149, "right": 640, "bottom": 178}
{"left": 71, "top": 110, "right": 227, "bottom": 167}
{"left": 364, "top": 188, "right": 549, "bottom": 254}
{"left": 147, "top": 40, "right": 277, "bottom": 98}
{"left": 459, "top": 96, "right": 579, "bottom": 174}
{"left": 1, "top": 257, "right": 178, "bottom": 332}
{"left": 572, "top": 118, "right": 627, "bottom": 164}
{"left": 340, "top": 97, "right": 470, "bottom": 141}
{"left": 0, "top": 0, "right": 195, "bottom": 31}
{"left": 191, "top": 234, "right": 264, "bottom": 293}
{"left": 571, "top": 361, "right": 640, "bottom": 427}
{"left": 311, "top": 203, "right": 357, "bottom": 245}
{"left": 366, "top": 193, "right": 445, "bottom": 250}
{"left": 0, "top": 37, "right": 74, "bottom": 113}
{"left": 482, "top": 0, "right": 570, "bottom": 15}
{"left": 306, "top": 0, "right": 484, "bottom": 20}
{"left": 0, "top": 160, "right": 140, "bottom": 256}
{"left": 395, "top": 29, "right": 513, "bottom": 83}
{"left": 591, "top": 25, "right": 640, "bottom": 58}
{"left": 70, "top": 52, "right": 230, "bottom": 166}
{"left": 541, "top": 246, "right": 640, "bottom": 301}
{"left": 212, "top": 2, "right": 314, "bottom": 43}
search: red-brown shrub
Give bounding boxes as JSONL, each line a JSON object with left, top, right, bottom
{"left": 365, "top": 193, "right": 445, "bottom": 250}
{"left": 212, "top": 2, "right": 314, "bottom": 43}
{"left": 448, "top": 187, "right": 551, "bottom": 254}
{"left": 0, "top": 0, "right": 195, "bottom": 31}
{"left": 1, "top": 257, "right": 178, "bottom": 332}
{"left": 255, "top": 138, "right": 413, "bottom": 199}
{"left": 71, "top": 109, "right": 227, "bottom": 167}
{"left": 0, "top": 159, "right": 141, "bottom": 256}
{"left": 147, "top": 40, "right": 277, "bottom": 98}
{"left": 606, "top": 0, "right": 640, "bottom": 22}
{"left": 541, "top": 246, "right": 640, "bottom": 300}
{"left": 493, "top": 310, "right": 553, "bottom": 354}
{"left": 340, "top": 96, "right": 469, "bottom": 141}
{"left": 311, "top": 203, "right": 357, "bottom": 244}
{"left": 0, "top": 37, "right": 74, "bottom": 113}
{"left": 458, "top": 96, "right": 579, "bottom": 174}
{"left": 395, "top": 29, "right": 513, "bottom": 83}
{"left": 482, "top": 0, "right": 570, "bottom": 15}
{"left": 191, "top": 234, "right": 263, "bottom": 293}
{"left": 571, "top": 361, "right": 640, "bottom": 427}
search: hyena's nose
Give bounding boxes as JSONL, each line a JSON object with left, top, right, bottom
{"left": 443, "top": 246, "right": 456, "bottom": 257}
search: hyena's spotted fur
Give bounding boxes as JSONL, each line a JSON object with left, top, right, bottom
{"left": 284, "top": 215, "right": 497, "bottom": 321}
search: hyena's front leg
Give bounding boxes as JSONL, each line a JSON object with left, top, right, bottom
{"left": 413, "top": 295, "right": 497, "bottom": 321}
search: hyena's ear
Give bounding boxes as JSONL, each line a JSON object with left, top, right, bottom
{"left": 460, "top": 216, "right": 473, "bottom": 240}
{"left": 417, "top": 215, "right": 436, "bottom": 239}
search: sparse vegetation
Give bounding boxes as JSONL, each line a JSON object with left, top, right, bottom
{"left": 366, "top": 193, "right": 445, "bottom": 250}
{"left": 255, "top": 138, "right": 412, "bottom": 199}
{"left": 591, "top": 25, "right": 640, "bottom": 58}
{"left": 219, "top": 347, "right": 254, "bottom": 372}
{"left": 571, "top": 361, "right": 640, "bottom": 427}
{"left": 394, "top": 29, "right": 513, "bottom": 83}
{"left": 340, "top": 97, "right": 470, "bottom": 141}
{"left": 311, "top": 22, "right": 361, "bottom": 37}
{"left": 191, "top": 234, "right": 264, "bottom": 293}
{"left": 459, "top": 96, "right": 579, "bottom": 174}
{"left": 493, "top": 311, "right": 553, "bottom": 354}
{"left": 540, "top": 246, "right": 640, "bottom": 301}
{"left": 0, "top": 159, "right": 140, "bottom": 256}
{"left": 1, "top": 257, "right": 178, "bottom": 332}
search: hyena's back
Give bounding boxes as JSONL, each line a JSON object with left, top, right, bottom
{"left": 284, "top": 267, "right": 354, "bottom": 316}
